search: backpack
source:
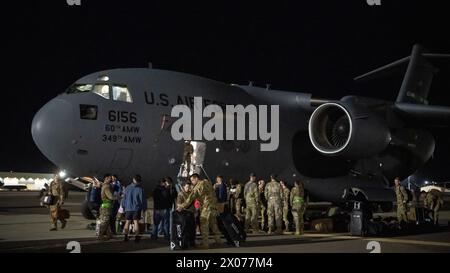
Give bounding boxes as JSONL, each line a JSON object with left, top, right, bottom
{"left": 89, "top": 187, "right": 101, "bottom": 203}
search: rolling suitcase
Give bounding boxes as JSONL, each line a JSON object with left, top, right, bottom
{"left": 217, "top": 213, "right": 246, "bottom": 247}
{"left": 410, "top": 207, "right": 432, "bottom": 225}
{"left": 170, "top": 210, "right": 195, "bottom": 250}
{"left": 350, "top": 210, "right": 367, "bottom": 236}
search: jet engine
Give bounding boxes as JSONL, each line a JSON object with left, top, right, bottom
{"left": 308, "top": 102, "right": 391, "bottom": 159}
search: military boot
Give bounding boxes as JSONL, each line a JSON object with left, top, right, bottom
{"left": 197, "top": 242, "right": 210, "bottom": 249}
{"left": 135, "top": 235, "right": 141, "bottom": 243}
{"left": 299, "top": 225, "right": 304, "bottom": 235}
{"left": 98, "top": 224, "right": 108, "bottom": 239}
{"left": 267, "top": 228, "right": 273, "bottom": 235}
{"left": 253, "top": 225, "right": 263, "bottom": 234}
{"left": 212, "top": 242, "right": 224, "bottom": 248}
{"left": 295, "top": 227, "right": 301, "bottom": 235}
{"left": 61, "top": 220, "right": 67, "bottom": 229}
{"left": 214, "top": 235, "right": 222, "bottom": 245}
{"left": 276, "top": 228, "right": 283, "bottom": 235}
{"left": 49, "top": 223, "right": 57, "bottom": 231}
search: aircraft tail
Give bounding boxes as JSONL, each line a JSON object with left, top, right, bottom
{"left": 354, "top": 44, "right": 450, "bottom": 124}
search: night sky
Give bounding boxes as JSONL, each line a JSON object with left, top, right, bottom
{"left": 1, "top": 1, "right": 449, "bottom": 183}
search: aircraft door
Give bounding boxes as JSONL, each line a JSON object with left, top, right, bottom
{"left": 180, "top": 141, "right": 207, "bottom": 178}
{"left": 191, "top": 141, "right": 206, "bottom": 174}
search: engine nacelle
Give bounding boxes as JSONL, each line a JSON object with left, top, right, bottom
{"left": 308, "top": 102, "right": 391, "bottom": 159}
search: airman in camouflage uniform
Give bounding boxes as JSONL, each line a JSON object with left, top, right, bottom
{"left": 176, "top": 181, "right": 196, "bottom": 247}
{"left": 264, "top": 174, "right": 283, "bottom": 235}
{"left": 290, "top": 180, "right": 306, "bottom": 235}
{"left": 258, "top": 180, "right": 267, "bottom": 230}
{"left": 99, "top": 175, "right": 118, "bottom": 240}
{"left": 48, "top": 175, "right": 66, "bottom": 231}
{"left": 244, "top": 173, "right": 260, "bottom": 233}
{"left": 280, "top": 180, "right": 290, "bottom": 233}
{"left": 424, "top": 190, "right": 444, "bottom": 226}
{"left": 177, "top": 173, "right": 222, "bottom": 249}
{"left": 394, "top": 177, "right": 408, "bottom": 224}
{"left": 176, "top": 182, "right": 195, "bottom": 214}
{"left": 230, "top": 180, "right": 244, "bottom": 220}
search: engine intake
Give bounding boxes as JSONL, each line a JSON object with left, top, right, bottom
{"left": 308, "top": 102, "right": 391, "bottom": 159}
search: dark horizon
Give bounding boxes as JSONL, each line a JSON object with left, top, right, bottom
{"left": 1, "top": 1, "right": 449, "bottom": 182}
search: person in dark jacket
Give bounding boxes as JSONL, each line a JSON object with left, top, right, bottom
{"left": 151, "top": 179, "right": 171, "bottom": 240}
{"left": 164, "top": 177, "right": 178, "bottom": 208}
{"left": 214, "top": 175, "right": 227, "bottom": 213}
{"left": 122, "top": 175, "right": 147, "bottom": 242}
{"left": 87, "top": 179, "right": 102, "bottom": 218}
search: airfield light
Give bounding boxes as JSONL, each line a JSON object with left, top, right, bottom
{"left": 424, "top": 180, "right": 429, "bottom": 185}
{"left": 59, "top": 170, "right": 67, "bottom": 179}
{"left": 216, "top": 148, "right": 220, "bottom": 153}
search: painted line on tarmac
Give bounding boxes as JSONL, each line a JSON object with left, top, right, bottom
{"left": 363, "top": 237, "right": 450, "bottom": 248}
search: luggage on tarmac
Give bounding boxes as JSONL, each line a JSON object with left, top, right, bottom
{"left": 408, "top": 207, "right": 432, "bottom": 225}
{"left": 170, "top": 210, "right": 195, "bottom": 250}
{"left": 57, "top": 209, "right": 70, "bottom": 220}
{"left": 311, "top": 218, "right": 334, "bottom": 232}
{"left": 350, "top": 209, "right": 368, "bottom": 236}
{"left": 50, "top": 208, "right": 70, "bottom": 220}
{"left": 42, "top": 195, "right": 54, "bottom": 206}
{"left": 217, "top": 213, "right": 246, "bottom": 247}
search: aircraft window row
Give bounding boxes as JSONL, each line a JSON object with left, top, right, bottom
{"left": 67, "top": 83, "right": 133, "bottom": 103}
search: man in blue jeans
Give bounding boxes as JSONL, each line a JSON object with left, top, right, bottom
{"left": 122, "top": 175, "right": 147, "bottom": 242}
{"left": 151, "top": 179, "right": 171, "bottom": 240}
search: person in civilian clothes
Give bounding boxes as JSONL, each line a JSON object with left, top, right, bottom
{"left": 122, "top": 175, "right": 147, "bottom": 242}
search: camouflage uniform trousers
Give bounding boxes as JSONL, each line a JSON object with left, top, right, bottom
{"left": 397, "top": 203, "right": 408, "bottom": 223}
{"left": 292, "top": 205, "right": 305, "bottom": 233}
{"left": 245, "top": 203, "right": 259, "bottom": 231}
{"left": 259, "top": 204, "right": 267, "bottom": 230}
{"left": 200, "top": 208, "right": 221, "bottom": 246}
{"left": 282, "top": 204, "right": 289, "bottom": 230}
{"left": 430, "top": 202, "right": 442, "bottom": 225}
{"left": 99, "top": 207, "right": 112, "bottom": 237}
{"left": 267, "top": 199, "right": 282, "bottom": 232}
{"left": 49, "top": 197, "right": 65, "bottom": 229}
{"left": 235, "top": 199, "right": 243, "bottom": 219}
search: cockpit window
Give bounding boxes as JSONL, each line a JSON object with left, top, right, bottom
{"left": 66, "top": 84, "right": 93, "bottom": 94}
{"left": 66, "top": 82, "right": 133, "bottom": 103}
{"left": 92, "top": 84, "right": 110, "bottom": 99}
{"left": 112, "top": 85, "right": 133, "bottom": 103}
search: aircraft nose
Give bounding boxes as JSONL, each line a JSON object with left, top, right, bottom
{"left": 31, "top": 98, "right": 75, "bottom": 166}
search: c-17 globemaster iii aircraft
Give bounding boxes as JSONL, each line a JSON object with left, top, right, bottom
{"left": 31, "top": 44, "right": 450, "bottom": 219}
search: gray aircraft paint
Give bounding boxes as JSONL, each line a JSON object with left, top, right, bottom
{"left": 32, "top": 68, "right": 391, "bottom": 204}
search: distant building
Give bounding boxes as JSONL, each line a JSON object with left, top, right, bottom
{"left": 0, "top": 172, "right": 54, "bottom": 191}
